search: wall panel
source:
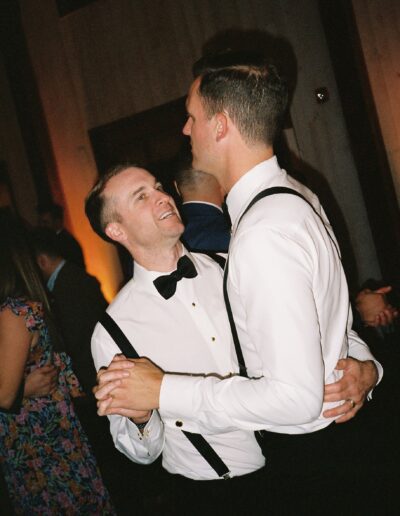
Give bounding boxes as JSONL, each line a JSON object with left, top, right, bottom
{"left": 352, "top": 0, "right": 400, "bottom": 203}
{"left": 21, "top": 0, "right": 382, "bottom": 293}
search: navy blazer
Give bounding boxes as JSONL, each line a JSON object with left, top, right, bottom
{"left": 180, "top": 202, "right": 231, "bottom": 253}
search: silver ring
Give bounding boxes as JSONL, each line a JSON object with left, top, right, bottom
{"left": 347, "top": 398, "right": 356, "bottom": 409}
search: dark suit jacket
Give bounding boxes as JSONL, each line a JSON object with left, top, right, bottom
{"left": 52, "top": 261, "right": 107, "bottom": 394}
{"left": 180, "top": 202, "right": 231, "bottom": 253}
{"left": 57, "top": 228, "right": 85, "bottom": 269}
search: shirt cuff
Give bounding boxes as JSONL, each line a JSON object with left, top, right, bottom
{"left": 159, "top": 374, "right": 199, "bottom": 430}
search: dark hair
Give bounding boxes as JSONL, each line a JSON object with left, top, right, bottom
{"left": 0, "top": 208, "right": 51, "bottom": 313}
{"left": 193, "top": 50, "right": 288, "bottom": 146}
{"left": 85, "top": 163, "right": 137, "bottom": 243}
{"left": 31, "top": 228, "right": 62, "bottom": 259}
{"left": 36, "top": 202, "right": 64, "bottom": 220}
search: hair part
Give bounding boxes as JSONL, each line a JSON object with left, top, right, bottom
{"left": 85, "top": 163, "right": 138, "bottom": 243}
{"left": 193, "top": 51, "right": 288, "bottom": 146}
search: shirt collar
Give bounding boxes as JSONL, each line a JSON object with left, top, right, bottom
{"left": 226, "top": 156, "right": 283, "bottom": 228}
{"left": 47, "top": 259, "right": 66, "bottom": 291}
{"left": 182, "top": 201, "right": 223, "bottom": 213}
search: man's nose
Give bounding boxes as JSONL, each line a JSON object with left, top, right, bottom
{"left": 182, "top": 118, "right": 191, "bottom": 135}
{"left": 155, "top": 190, "right": 170, "bottom": 204}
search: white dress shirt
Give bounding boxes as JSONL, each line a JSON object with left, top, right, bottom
{"left": 160, "top": 156, "right": 382, "bottom": 435}
{"left": 91, "top": 250, "right": 264, "bottom": 480}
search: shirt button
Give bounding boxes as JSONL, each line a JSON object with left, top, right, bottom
{"left": 192, "top": 302, "right": 196, "bottom": 307}
{"left": 211, "top": 337, "right": 216, "bottom": 342}
{"left": 175, "top": 420, "right": 183, "bottom": 428}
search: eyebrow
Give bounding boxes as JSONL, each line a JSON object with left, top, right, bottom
{"left": 130, "top": 180, "right": 159, "bottom": 198}
{"left": 131, "top": 185, "right": 146, "bottom": 197}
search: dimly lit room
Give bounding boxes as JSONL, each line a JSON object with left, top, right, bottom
{"left": 0, "top": 0, "right": 399, "bottom": 514}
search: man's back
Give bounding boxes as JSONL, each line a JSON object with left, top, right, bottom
{"left": 181, "top": 202, "right": 230, "bottom": 252}
{"left": 53, "top": 261, "right": 107, "bottom": 394}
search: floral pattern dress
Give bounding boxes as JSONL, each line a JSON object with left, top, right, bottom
{"left": 0, "top": 297, "right": 115, "bottom": 515}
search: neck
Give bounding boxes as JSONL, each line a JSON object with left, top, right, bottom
{"left": 221, "top": 144, "right": 274, "bottom": 193}
{"left": 132, "top": 241, "right": 183, "bottom": 272}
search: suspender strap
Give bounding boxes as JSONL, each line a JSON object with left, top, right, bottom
{"left": 100, "top": 312, "right": 139, "bottom": 359}
{"left": 238, "top": 187, "right": 339, "bottom": 255}
{"left": 181, "top": 430, "right": 231, "bottom": 479}
{"left": 223, "top": 186, "right": 339, "bottom": 378}
{"left": 99, "top": 312, "right": 231, "bottom": 479}
{"left": 190, "top": 252, "right": 249, "bottom": 378}
{"left": 223, "top": 258, "right": 248, "bottom": 377}
{"left": 195, "top": 251, "right": 227, "bottom": 270}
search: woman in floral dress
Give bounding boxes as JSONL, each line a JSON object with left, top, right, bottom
{"left": 0, "top": 208, "right": 115, "bottom": 515}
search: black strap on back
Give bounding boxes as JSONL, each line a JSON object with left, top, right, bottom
{"left": 223, "top": 186, "right": 340, "bottom": 378}
{"left": 99, "top": 311, "right": 231, "bottom": 479}
{"left": 196, "top": 251, "right": 227, "bottom": 270}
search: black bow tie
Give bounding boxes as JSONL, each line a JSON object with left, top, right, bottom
{"left": 153, "top": 256, "right": 198, "bottom": 299}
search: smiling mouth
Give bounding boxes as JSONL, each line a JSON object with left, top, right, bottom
{"left": 159, "top": 210, "right": 176, "bottom": 220}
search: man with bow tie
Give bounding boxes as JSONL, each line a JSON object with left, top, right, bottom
{"left": 86, "top": 163, "right": 379, "bottom": 513}
{"left": 85, "top": 164, "right": 266, "bottom": 512}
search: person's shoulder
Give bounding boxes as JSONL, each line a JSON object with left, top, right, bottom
{"left": 58, "top": 261, "right": 96, "bottom": 283}
{"left": 241, "top": 178, "right": 321, "bottom": 231}
{"left": 189, "top": 250, "right": 227, "bottom": 271}
{"left": 105, "top": 278, "right": 136, "bottom": 315}
{"left": 0, "top": 297, "right": 44, "bottom": 331}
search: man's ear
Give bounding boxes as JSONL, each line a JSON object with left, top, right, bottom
{"left": 215, "top": 112, "right": 228, "bottom": 142}
{"left": 36, "top": 253, "right": 47, "bottom": 272}
{"left": 105, "top": 222, "right": 125, "bottom": 244}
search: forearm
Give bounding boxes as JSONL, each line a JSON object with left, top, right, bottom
{"left": 160, "top": 373, "right": 322, "bottom": 435}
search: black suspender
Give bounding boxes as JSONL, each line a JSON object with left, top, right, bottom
{"left": 223, "top": 186, "right": 340, "bottom": 378}
{"left": 99, "top": 311, "right": 231, "bottom": 479}
{"left": 100, "top": 312, "right": 139, "bottom": 359}
{"left": 238, "top": 187, "right": 339, "bottom": 255}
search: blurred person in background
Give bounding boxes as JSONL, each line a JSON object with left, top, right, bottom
{"left": 0, "top": 208, "right": 114, "bottom": 515}
{"left": 37, "top": 201, "right": 85, "bottom": 269}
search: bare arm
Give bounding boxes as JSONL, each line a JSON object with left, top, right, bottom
{"left": 0, "top": 308, "right": 32, "bottom": 409}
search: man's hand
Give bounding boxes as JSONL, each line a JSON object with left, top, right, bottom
{"left": 24, "top": 365, "right": 58, "bottom": 397}
{"left": 356, "top": 286, "right": 398, "bottom": 327}
{"left": 94, "top": 356, "right": 164, "bottom": 416}
{"left": 323, "top": 358, "right": 378, "bottom": 423}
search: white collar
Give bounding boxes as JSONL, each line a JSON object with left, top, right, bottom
{"left": 226, "top": 156, "right": 284, "bottom": 229}
{"left": 182, "top": 201, "right": 223, "bottom": 213}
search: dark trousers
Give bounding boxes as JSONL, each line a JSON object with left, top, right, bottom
{"left": 163, "top": 467, "right": 266, "bottom": 516}
{"left": 257, "top": 412, "right": 399, "bottom": 516}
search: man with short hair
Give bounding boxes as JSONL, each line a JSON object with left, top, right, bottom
{"left": 88, "top": 160, "right": 380, "bottom": 512}
{"left": 86, "top": 164, "right": 266, "bottom": 512}
{"left": 174, "top": 167, "right": 230, "bottom": 252}
{"left": 94, "top": 52, "right": 382, "bottom": 512}
{"left": 33, "top": 228, "right": 106, "bottom": 394}
{"left": 37, "top": 202, "right": 85, "bottom": 269}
